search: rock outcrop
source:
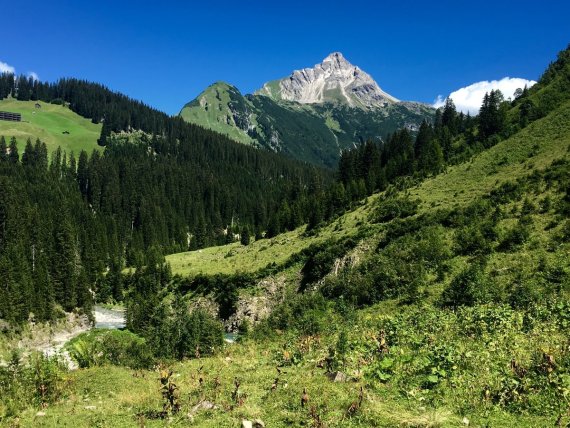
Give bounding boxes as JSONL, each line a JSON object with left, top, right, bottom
{"left": 257, "top": 52, "right": 398, "bottom": 108}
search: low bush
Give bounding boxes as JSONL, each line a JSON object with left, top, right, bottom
{"left": 371, "top": 195, "right": 419, "bottom": 223}
{"left": 66, "top": 329, "right": 154, "bottom": 369}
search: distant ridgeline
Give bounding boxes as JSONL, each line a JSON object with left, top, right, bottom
{"left": 0, "top": 44, "right": 569, "bottom": 326}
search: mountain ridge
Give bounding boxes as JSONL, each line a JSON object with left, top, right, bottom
{"left": 179, "top": 52, "right": 434, "bottom": 167}
{"left": 255, "top": 52, "right": 399, "bottom": 107}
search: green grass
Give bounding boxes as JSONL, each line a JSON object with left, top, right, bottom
{"left": 10, "top": 295, "right": 568, "bottom": 428}
{"left": 409, "top": 100, "right": 570, "bottom": 210}
{"left": 179, "top": 82, "right": 257, "bottom": 146}
{"left": 5, "top": 338, "right": 467, "bottom": 427}
{"left": 0, "top": 98, "right": 102, "bottom": 155}
{"left": 166, "top": 199, "right": 372, "bottom": 277}
{"left": 169, "top": 102, "right": 570, "bottom": 279}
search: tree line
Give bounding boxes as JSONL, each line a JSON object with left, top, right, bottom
{"left": 335, "top": 54, "right": 564, "bottom": 199}
{"left": 0, "top": 44, "right": 568, "bottom": 326}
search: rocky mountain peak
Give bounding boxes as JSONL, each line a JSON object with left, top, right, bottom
{"left": 256, "top": 52, "right": 399, "bottom": 108}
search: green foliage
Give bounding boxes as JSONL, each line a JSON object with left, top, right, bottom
{"left": 498, "top": 218, "right": 531, "bottom": 252}
{"left": 324, "top": 224, "right": 450, "bottom": 306}
{"left": 454, "top": 222, "right": 494, "bottom": 255}
{"left": 0, "top": 352, "right": 66, "bottom": 418}
{"left": 178, "top": 272, "right": 256, "bottom": 320}
{"left": 169, "top": 307, "right": 224, "bottom": 360}
{"left": 125, "top": 258, "right": 224, "bottom": 360}
{"left": 67, "top": 329, "right": 154, "bottom": 369}
{"left": 300, "top": 237, "right": 357, "bottom": 288}
{"left": 264, "top": 292, "right": 330, "bottom": 336}
{"left": 371, "top": 194, "right": 419, "bottom": 223}
{"left": 440, "top": 262, "right": 498, "bottom": 307}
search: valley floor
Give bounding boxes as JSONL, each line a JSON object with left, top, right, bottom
{"left": 10, "top": 320, "right": 563, "bottom": 428}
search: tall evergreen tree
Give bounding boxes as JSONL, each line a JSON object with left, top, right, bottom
{"left": 8, "top": 137, "right": 19, "bottom": 163}
{"left": 0, "top": 136, "right": 7, "bottom": 162}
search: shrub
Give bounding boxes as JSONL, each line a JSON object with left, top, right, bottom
{"left": 498, "top": 220, "right": 530, "bottom": 251}
{"left": 67, "top": 329, "right": 154, "bottom": 369}
{"left": 169, "top": 309, "right": 224, "bottom": 359}
{"left": 265, "top": 292, "right": 329, "bottom": 335}
{"left": 0, "top": 352, "right": 66, "bottom": 417}
{"left": 454, "top": 224, "right": 493, "bottom": 256}
{"left": 371, "top": 196, "right": 419, "bottom": 223}
{"left": 440, "top": 263, "right": 498, "bottom": 307}
{"left": 300, "top": 238, "right": 357, "bottom": 288}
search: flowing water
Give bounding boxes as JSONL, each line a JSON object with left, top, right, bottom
{"left": 38, "top": 306, "right": 125, "bottom": 368}
{"left": 94, "top": 305, "right": 125, "bottom": 329}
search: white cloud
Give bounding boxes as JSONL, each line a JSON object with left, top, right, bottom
{"left": 433, "top": 77, "right": 537, "bottom": 115}
{"left": 0, "top": 60, "right": 15, "bottom": 74}
{"left": 28, "top": 71, "right": 39, "bottom": 81}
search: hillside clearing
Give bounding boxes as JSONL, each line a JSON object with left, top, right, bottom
{"left": 0, "top": 98, "right": 101, "bottom": 155}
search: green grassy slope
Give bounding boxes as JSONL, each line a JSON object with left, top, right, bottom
{"left": 179, "top": 82, "right": 257, "bottom": 146}
{"left": 157, "top": 99, "right": 570, "bottom": 428}
{"left": 168, "top": 100, "right": 570, "bottom": 278}
{"left": 179, "top": 83, "right": 434, "bottom": 168}
{"left": 166, "top": 200, "right": 370, "bottom": 276}
{"left": 410, "top": 100, "right": 570, "bottom": 210}
{"left": 0, "top": 98, "right": 102, "bottom": 155}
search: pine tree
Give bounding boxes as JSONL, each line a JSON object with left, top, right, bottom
{"left": 21, "top": 139, "right": 34, "bottom": 166}
{"left": 441, "top": 98, "right": 458, "bottom": 135}
{"left": 0, "top": 136, "right": 7, "bottom": 162}
{"left": 240, "top": 226, "right": 250, "bottom": 246}
{"left": 478, "top": 90, "right": 506, "bottom": 141}
{"left": 8, "top": 137, "right": 19, "bottom": 163}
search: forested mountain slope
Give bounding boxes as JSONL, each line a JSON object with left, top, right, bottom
{"left": 0, "top": 75, "right": 335, "bottom": 326}
{"left": 179, "top": 53, "right": 434, "bottom": 168}
{"left": 1, "top": 45, "right": 569, "bottom": 427}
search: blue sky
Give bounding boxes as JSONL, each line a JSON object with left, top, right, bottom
{"left": 1, "top": 0, "right": 568, "bottom": 115}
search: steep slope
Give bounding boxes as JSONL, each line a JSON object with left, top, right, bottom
{"left": 0, "top": 98, "right": 102, "bottom": 154}
{"left": 179, "top": 82, "right": 258, "bottom": 147}
{"left": 257, "top": 52, "right": 399, "bottom": 107}
{"left": 168, "top": 99, "right": 570, "bottom": 276}
{"left": 179, "top": 53, "right": 434, "bottom": 168}
{"left": 13, "top": 90, "right": 570, "bottom": 428}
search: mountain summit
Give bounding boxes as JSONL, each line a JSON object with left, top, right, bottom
{"left": 256, "top": 52, "right": 399, "bottom": 108}
{"left": 179, "top": 53, "right": 434, "bottom": 167}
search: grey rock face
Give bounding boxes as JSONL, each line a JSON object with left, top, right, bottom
{"left": 257, "top": 52, "right": 398, "bottom": 108}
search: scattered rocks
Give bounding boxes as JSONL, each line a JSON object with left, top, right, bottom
{"left": 84, "top": 405, "right": 97, "bottom": 410}
{"left": 36, "top": 411, "right": 46, "bottom": 417}
{"left": 192, "top": 400, "right": 217, "bottom": 412}
{"left": 242, "top": 420, "right": 253, "bottom": 428}
{"left": 328, "top": 371, "right": 348, "bottom": 382}
{"left": 189, "top": 400, "right": 218, "bottom": 416}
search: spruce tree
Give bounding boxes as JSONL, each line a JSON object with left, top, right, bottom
{"left": 8, "top": 137, "right": 18, "bottom": 163}
{"left": 240, "top": 226, "right": 250, "bottom": 246}
{"left": 0, "top": 136, "right": 7, "bottom": 162}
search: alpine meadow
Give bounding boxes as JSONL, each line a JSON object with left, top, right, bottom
{"left": 0, "top": 3, "right": 569, "bottom": 427}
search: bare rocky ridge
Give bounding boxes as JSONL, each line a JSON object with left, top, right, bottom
{"left": 257, "top": 52, "right": 399, "bottom": 108}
